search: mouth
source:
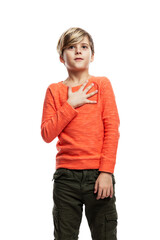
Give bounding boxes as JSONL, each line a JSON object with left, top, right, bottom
{"left": 74, "top": 58, "right": 83, "bottom": 60}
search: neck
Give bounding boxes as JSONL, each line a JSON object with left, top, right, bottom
{"left": 66, "top": 70, "right": 92, "bottom": 84}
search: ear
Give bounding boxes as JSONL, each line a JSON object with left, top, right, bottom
{"left": 59, "top": 55, "right": 65, "bottom": 64}
{"left": 90, "top": 53, "right": 94, "bottom": 63}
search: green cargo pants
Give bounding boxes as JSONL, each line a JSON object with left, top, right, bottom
{"left": 52, "top": 168, "right": 118, "bottom": 240}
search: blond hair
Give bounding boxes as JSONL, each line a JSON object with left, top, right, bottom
{"left": 57, "top": 27, "right": 95, "bottom": 58}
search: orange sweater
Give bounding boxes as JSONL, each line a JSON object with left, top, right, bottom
{"left": 41, "top": 76, "right": 120, "bottom": 173}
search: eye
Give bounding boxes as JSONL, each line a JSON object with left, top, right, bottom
{"left": 68, "top": 46, "right": 74, "bottom": 49}
{"left": 82, "top": 46, "right": 88, "bottom": 48}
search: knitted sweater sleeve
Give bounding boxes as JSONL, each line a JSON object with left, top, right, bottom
{"left": 99, "top": 78, "right": 120, "bottom": 173}
{"left": 41, "top": 85, "right": 78, "bottom": 143}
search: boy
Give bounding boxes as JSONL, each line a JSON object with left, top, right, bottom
{"left": 41, "top": 27, "right": 120, "bottom": 240}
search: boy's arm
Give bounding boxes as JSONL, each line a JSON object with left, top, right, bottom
{"left": 99, "top": 77, "right": 120, "bottom": 173}
{"left": 41, "top": 85, "right": 78, "bottom": 143}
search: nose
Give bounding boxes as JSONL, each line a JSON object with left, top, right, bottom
{"left": 75, "top": 47, "right": 81, "bottom": 54}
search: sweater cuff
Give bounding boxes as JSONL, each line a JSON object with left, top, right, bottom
{"left": 98, "top": 161, "right": 115, "bottom": 174}
{"left": 61, "top": 101, "right": 78, "bottom": 120}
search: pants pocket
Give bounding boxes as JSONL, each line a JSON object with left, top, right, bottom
{"left": 52, "top": 168, "right": 66, "bottom": 181}
{"left": 105, "top": 211, "right": 118, "bottom": 240}
{"left": 87, "top": 169, "right": 100, "bottom": 181}
{"left": 52, "top": 168, "right": 72, "bottom": 181}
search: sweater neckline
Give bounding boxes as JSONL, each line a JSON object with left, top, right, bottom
{"left": 59, "top": 75, "right": 95, "bottom": 89}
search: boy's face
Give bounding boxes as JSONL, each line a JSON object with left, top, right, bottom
{"left": 60, "top": 36, "right": 94, "bottom": 71}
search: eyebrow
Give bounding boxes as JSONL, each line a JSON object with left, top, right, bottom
{"left": 69, "top": 43, "right": 89, "bottom": 47}
{"left": 80, "top": 43, "right": 89, "bottom": 45}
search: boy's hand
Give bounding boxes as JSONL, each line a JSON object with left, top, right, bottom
{"left": 67, "top": 80, "right": 98, "bottom": 108}
{"left": 94, "top": 172, "right": 113, "bottom": 200}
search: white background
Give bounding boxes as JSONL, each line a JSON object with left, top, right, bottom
{"left": 0, "top": 0, "right": 160, "bottom": 239}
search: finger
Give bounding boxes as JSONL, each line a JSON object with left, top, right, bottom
{"left": 101, "top": 189, "right": 107, "bottom": 199}
{"left": 106, "top": 187, "right": 110, "bottom": 198}
{"left": 68, "top": 86, "right": 72, "bottom": 94}
{"left": 110, "top": 184, "right": 113, "bottom": 198}
{"left": 96, "top": 187, "right": 102, "bottom": 200}
{"left": 80, "top": 80, "right": 88, "bottom": 90}
{"left": 85, "top": 100, "right": 97, "bottom": 104}
{"left": 86, "top": 90, "right": 98, "bottom": 99}
{"left": 83, "top": 82, "right": 95, "bottom": 93}
{"left": 94, "top": 181, "right": 98, "bottom": 193}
